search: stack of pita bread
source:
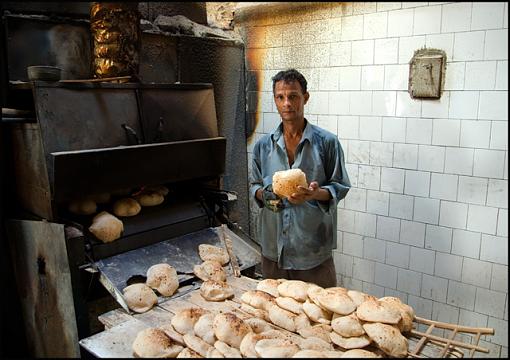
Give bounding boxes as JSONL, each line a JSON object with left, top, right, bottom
{"left": 243, "top": 278, "right": 414, "bottom": 358}
{"left": 195, "top": 244, "right": 235, "bottom": 302}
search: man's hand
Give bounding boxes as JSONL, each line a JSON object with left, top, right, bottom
{"left": 257, "top": 185, "right": 284, "bottom": 212}
{"left": 288, "top": 181, "right": 331, "bottom": 205}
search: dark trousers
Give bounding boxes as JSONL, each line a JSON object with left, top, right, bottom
{"left": 261, "top": 256, "right": 337, "bottom": 288}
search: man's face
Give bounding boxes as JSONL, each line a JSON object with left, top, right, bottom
{"left": 273, "top": 80, "right": 309, "bottom": 123}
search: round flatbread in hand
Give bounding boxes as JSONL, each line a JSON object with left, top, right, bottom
{"left": 123, "top": 283, "right": 158, "bottom": 313}
{"left": 88, "top": 211, "right": 124, "bottom": 243}
{"left": 272, "top": 168, "right": 308, "bottom": 198}
{"left": 146, "top": 263, "right": 179, "bottom": 297}
{"left": 132, "top": 327, "right": 183, "bottom": 358}
{"left": 198, "top": 244, "right": 230, "bottom": 265}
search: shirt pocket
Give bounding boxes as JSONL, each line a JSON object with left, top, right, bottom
{"left": 291, "top": 202, "right": 331, "bottom": 253}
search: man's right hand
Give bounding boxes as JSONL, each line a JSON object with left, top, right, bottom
{"left": 258, "top": 184, "right": 283, "bottom": 212}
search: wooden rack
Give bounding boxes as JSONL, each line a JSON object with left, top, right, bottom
{"left": 408, "top": 316, "right": 495, "bottom": 358}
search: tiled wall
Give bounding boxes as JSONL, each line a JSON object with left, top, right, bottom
{"left": 236, "top": 2, "right": 507, "bottom": 356}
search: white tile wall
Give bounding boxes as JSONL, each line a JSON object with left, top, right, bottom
{"left": 475, "top": 288, "right": 507, "bottom": 318}
{"left": 364, "top": 12, "right": 388, "bottom": 39}
{"left": 396, "top": 268, "right": 422, "bottom": 295}
{"left": 488, "top": 317, "right": 509, "bottom": 347}
{"left": 343, "top": 232, "right": 364, "bottom": 257}
{"left": 404, "top": 170, "right": 430, "bottom": 197}
{"left": 418, "top": 145, "right": 445, "bottom": 172}
{"left": 409, "top": 247, "right": 435, "bottom": 275}
{"left": 487, "top": 179, "right": 508, "bottom": 209}
{"left": 367, "top": 190, "right": 389, "bottom": 215}
{"left": 442, "top": 2, "right": 472, "bottom": 33}
{"left": 369, "top": 141, "right": 393, "bottom": 167}
{"left": 467, "top": 204, "right": 499, "bottom": 235}
{"left": 414, "top": 197, "right": 440, "bottom": 224}
{"left": 471, "top": 2, "right": 506, "bottom": 30}
{"left": 485, "top": 30, "right": 508, "bottom": 61}
{"left": 425, "top": 224, "right": 452, "bottom": 253}
{"left": 461, "top": 257, "right": 493, "bottom": 288}
{"left": 374, "top": 262, "right": 398, "bottom": 288}
{"left": 478, "top": 91, "right": 508, "bottom": 120}
{"left": 435, "top": 252, "right": 463, "bottom": 281}
{"left": 361, "top": 65, "right": 384, "bottom": 90}
{"left": 480, "top": 234, "right": 508, "bottom": 265}
{"left": 457, "top": 176, "right": 488, "bottom": 205}
{"left": 451, "top": 229, "right": 481, "bottom": 259}
{"left": 444, "top": 147, "right": 474, "bottom": 176}
{"left": 430, "top": 173, "right": 458, "bottom": 201}
{"left": 240, "top": 3, "right": 508, "bottom": 349}
{"left": 422, "top": 273, "right": 448, "bottom": 302}
{"left": 400, "top": 220, "right": 426, "bottom": 247}
{"left": 389, "top": 193, "right": 414, "bottom": 219}
{"left": 363, "top": 236, "right": 387, "bottom": 262}
{"left": 377, "top": 215, "right": 401, "bottom": 242}
{"left": 413, "top": 5, "right": 441, "bottom": 35}
{"left": 447, "top": 280, "right": 477, "bottom": 311}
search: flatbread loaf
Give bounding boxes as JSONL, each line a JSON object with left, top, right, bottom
{"left": 341, "top": 349, "right": 382, "bottom": 358}
{"left": 182, "top": 333, "right": 216, "bottom": 357}
{"left": 176, "top": 347, "right": 202, "bottom": 358}
{"left": 356, "top": 299, "right": 401, "bottom": 324}
{"left": 132, "top": 327, "right": 183, "bottom": 358}
{"left": 240, "top": 303, "right": 271, "bottom": 322}
{"left": 240, "top": 332, "right": 279, "bottom": 358}
{"left": 273, "top": 168, "right": 308, "bottom": 198}
{"left": 200, "top": 280, "right": 234, "bottom": 301}
{"left": 347, "top": 290, "right": 377, "bottom": 307}
{"left": 329, "top": 331, "right": 372, "bottom": 349}
{"left": 244, "top": 317, "right": 274, "bottom": 334}
{"left": 298, "top": 336, "right": 334, "bottom": 351}
{"left": 254, "top": 338, "right": 300, "bottom": 358}
{"left": 292, "top": 349, "right": 331, "bottom": 358}
{"left": 331, "top": 313, "right": 365, "bottom": 337}
{"left": 276, "top": 296, "right": 304, "bottom": 314}
{"left": 303, "top": 299, "right": 333, "bottom": 324}
{"left": 297, "top": 324, "right": 333, "bottom": 343}
{"left": 146, "top": 263, "right": 179, "bottom": 297}
{"left": 193, "top": 260, "right": 227, "bottom": 282}
{"left": 198, "top": 244, "right": 230, "bottom": 265}
{"left": 214, "top": 340, "right": 242, "bottom": 358}
{"left": 112, "top": 197, "right": 141, "bottom": 217}
{"left": 268, "top": 304, "right": 297, "bottom": 332}
{"left": 88, "top": 211, "right": 124, "bottom": 243}
{"left": 256, "top": 278, "right": 284, "bottom": 297}
{"left": 123, "top": 283, "right": 158, "bottom": 313}
{"left": 134, "top": 190, "right": 164, "bottom": 206}
{"left": 317, "top": 287, "right": 356, "bottom": 315}
{"left": 277, "top": 280, "right": 309, "bottom": 302}
{"left": 307, "top": 284, "right": 326, "bottom": 307}
{"left": 194, "top": 313, "right": 216, "bottom": 345}
{"left": 213, "top": 312, "right": 252, "bottom": 349}
{"left": 362, "top": 322, "right": 408, "bottom": 357}
{"left": 68, "top": 198, "right": 97, "bottom": 215}
{"left": 171, "top": 308, "right": 210, "bottom": 335}
{"left": 377, "top": 298, "right": 414, "bottom": 333}
{"left": 158, "top": 323, "right": 184, "bottom": 345}
{"left": 240, "top": 290, "right": 277, "bottom": 311}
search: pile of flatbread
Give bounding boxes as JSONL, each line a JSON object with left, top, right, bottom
{"left": 122, "top": 263, "right": 180, "bottom": 313}
{"left": 236, "top": 278, "right": 414, "bottom": 358}
{"left": 194, "top": 244, "right": 235, "bottom": 302}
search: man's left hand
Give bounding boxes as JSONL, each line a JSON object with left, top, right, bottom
{"left": 288, "top": 181, "right": 325, "bottom": 204}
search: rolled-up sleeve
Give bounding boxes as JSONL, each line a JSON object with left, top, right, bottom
{"left": 317, "top": 137, "right": 350, "bottom": 214}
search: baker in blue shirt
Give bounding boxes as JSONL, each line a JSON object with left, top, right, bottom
{"left": 250, "top": 68, "right": 351, "bottom": 288}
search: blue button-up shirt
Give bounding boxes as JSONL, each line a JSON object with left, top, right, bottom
{"left": 250, "top": 119, "right": 351, "bottom": 270}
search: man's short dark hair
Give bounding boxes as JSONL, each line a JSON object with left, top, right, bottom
{"left": 271, "top": 69, "right": 308, "bottom": 94}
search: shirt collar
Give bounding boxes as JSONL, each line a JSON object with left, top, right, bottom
{"left": 271, "top": 118, "right": 313, "bottom": 150}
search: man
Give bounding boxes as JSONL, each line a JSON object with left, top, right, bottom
{"left": 250, "top": 68, "right": 351, "bottom": 288}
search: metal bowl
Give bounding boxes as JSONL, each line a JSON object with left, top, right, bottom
{"left": 27, "top": 66, "right": 62, "bottom": 81}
